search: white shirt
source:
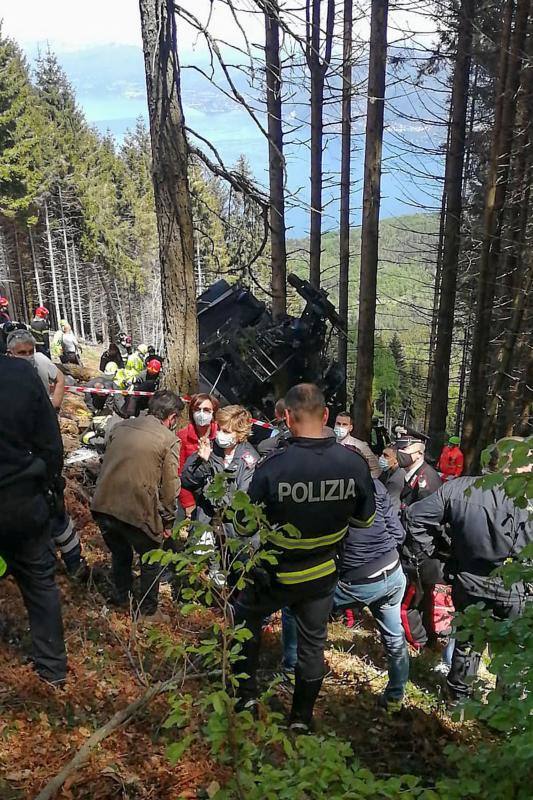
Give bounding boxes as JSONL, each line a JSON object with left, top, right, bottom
{"left": 34, "top": 352, "right": 59, "bottom": 394}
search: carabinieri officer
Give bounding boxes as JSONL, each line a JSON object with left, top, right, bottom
{"left": 234, "top": 383, "right": 376, "bottom": 731}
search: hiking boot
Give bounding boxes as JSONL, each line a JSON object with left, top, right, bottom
{"left": 289, "top": 669, "right": 322, "bottom": 729}
{"left": 66, "top": 558, "right": 90, "bottom": 582}
{"left": 289, "top": 719, "right": 314, "bottom": 735}
{"left": 378, "top": 694, "right": 404, "bottom": 714}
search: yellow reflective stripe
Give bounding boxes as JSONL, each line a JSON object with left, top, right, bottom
{"left": 267, "top": 526, "right": 348, "bottom": 551}
{"left": 350, "top": 512, "right": 376, "bottom": 529}
{"left": 277, "top": 559, "right": 337, "bottom": 585}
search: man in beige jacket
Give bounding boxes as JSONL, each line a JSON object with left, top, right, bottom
{"left": 92, "top": 390, "right": 183, "bottom": 621}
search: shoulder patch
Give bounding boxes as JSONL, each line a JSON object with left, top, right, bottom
{"left": 242, "top": 452, "right": 258, "bottom": 467}
{"left": 419, "top": 477, "right": 427, "bottom": 489}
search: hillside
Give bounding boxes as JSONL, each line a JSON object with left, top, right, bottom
{"left": 288, "top": 213, "right": 439, "bottom": 355}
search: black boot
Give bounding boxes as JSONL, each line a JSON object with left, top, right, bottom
{"left": 289, "top": 668, "right": 323, "bottom": 732}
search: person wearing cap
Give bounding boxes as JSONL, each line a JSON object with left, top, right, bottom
{"left": 121, "top": 358, "right": 163, "bottom": 417}
{"left": 7, "top": 329, "right": 65, "bottom": 411}
{"left": 84, "top": 362, "right": 120, "bottom": 414}
{"left": 30, "top": 306, "right": 51, "bottom": 358}
{"left": 0, "top": 296, "right": 11, "bottom": 323}
{"left": 395, "top": 433, "right": 442, "bottom": 510}
{"left": 437, "top": 436, "right": 464, "bottom": 480}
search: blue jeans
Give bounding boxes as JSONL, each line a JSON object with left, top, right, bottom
{"left": 334, "top": 565, "right": 409, "bottom": 701}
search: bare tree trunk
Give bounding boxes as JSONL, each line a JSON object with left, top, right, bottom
{"left": 338, "top": 0, "right": 353, "bottom": 408}
{"left": 353, "top": 0, "right": 389, "bottom": 440}
{"left": 44, "top": 199, "right": 61, "bottom": 327}
{"left": 263, "top": 0, "right": 287, "bottom": 319}
{"left": 88, "top": 270, "right": 97, "bottom": 343}
{"left": 71, "top": 245, "right": 86, "bottom": 340}
{"left": 13, "top": 224, "right": 29, "bottom": 322}
{"left": 307, "top": 0, "right": 335, "bottom": 288}
{"left": 139, "top": 0, "right": 198, "bottom": 392}
{"left": 427, "top": 0, "right": 474, "bottom": 458}
{"left": 58, "top": 186, "right": 78, "bottom": 335}
{"left": 462, "top": 0, "right": 530, "bottom": 470}
{"left": 29, "top": 226, "right": 43, "bottom": 307}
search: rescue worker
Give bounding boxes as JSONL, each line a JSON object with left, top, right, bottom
{"left": 334, "top": 478, "right": 409, "bottom": 710}
{"left": 379, "top": 446, "right": 405, "bottom": 515}
{"left": 0, "top": 295, "right": 10, "bottom": 323}
{"left": 123, "top": 358, "right": 162, "bottom": 416}
{"left": 55, "top": 320, "right": 81, "bottom": 365}
{"left": 99, "top": 341, "right": 124, "bottom": 372}
{"left": 0, "top": 355, "right": 67, "bottom": 684}
{"left": 333, "top": 410, "right": 380, "bottom": 476}
{"left": 84, "top": 361, "right": 119, "bottom": 414}
{"left": 233, "top": 384, "right": 376, "bottom": 730}
{"left": 437, "top": 435, "right": 464, "bottom": 480}
{"left": 30, "top": 306, "right": 51, "bottom": 357}
{"left": 7, "top": 330, "right": 65, "bottom": 411}
{"left": 92, "top": 390, "right": 183, "bottom": 621}
{"left": 406, "top": 446, "right": 532, "bottom": 702}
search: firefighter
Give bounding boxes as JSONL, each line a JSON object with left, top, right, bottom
{"left": 233, "top": 383, "right": 376, "bottom": 731}
{"left": 0, "top": 296, "right": 10, "bottom": 323}
{"left": 30, "top": 306, "right": 51, "bottom": 357}
{"left": 437, "top": 435, "right": 465, "bottom": 480}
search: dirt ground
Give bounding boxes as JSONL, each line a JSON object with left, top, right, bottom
{"left": 0, "top": 374, "right": 491, "bottom": 799}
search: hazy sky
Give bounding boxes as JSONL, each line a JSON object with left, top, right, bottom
{"left": 1, "top": 0, "right": 436, "bottom": 54}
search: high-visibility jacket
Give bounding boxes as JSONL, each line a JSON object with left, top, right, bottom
{"left": 437, "top": 445, "right": 464, "bottom": 480}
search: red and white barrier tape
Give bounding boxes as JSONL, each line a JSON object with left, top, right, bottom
{"left": 65, "top": 384, "right": 274, "bottom": 429}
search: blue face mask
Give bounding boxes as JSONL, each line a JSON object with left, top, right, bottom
{"left": 378, "top": 456, "right": 390, "bottom": 471}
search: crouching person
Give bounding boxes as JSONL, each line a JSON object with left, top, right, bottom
{"left": 92, "top": 390, "right": 183, "bottom": 622}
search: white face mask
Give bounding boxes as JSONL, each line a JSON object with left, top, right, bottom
{"left": 334, "top": 426, "right": 349, "bottom": 441}
{"left": 193, "top": 410, "right": 213, "bottom": 427}
{"left": 216, "top": 431, "right": 236, "bottom": 449}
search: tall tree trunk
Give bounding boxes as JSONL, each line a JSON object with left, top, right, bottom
{"left": 29, "top": 226, "right": 43, "bottom": 307}
{"left": 139, "top": 0, "right": 198, "bottom": 392}
{"left": 13, "top": 224, "right": 29, "bottom": 322}
{"left": 338, "top": 0, "right": 353, "bottom": 408}
{"left": 264, "top": 0, "right": 287, "bottom": 319}
{"left": 58, "top": 186, "right": 78, "bottom": 335}
{"left": 353, "top": 0, "right": 389, "bottom": 440}
{"left": 424, "top": 179, "right": 447, "bottom": 432}
{"left": 427, "top": 0, "right": 474, "bottom": 458}
{"left": 462, "top": 0, "right": 530, "bottom": 471}
{"left": 307, "top": 0, "right": 335, "bottom": 288}
{"left": 87, "top": 270, "right": 97, "bottom": 343}
{"left": 44, "top": 199, "right": 61, "bottom": 327}
{"left": 72, "top": 245, "right": 86, "bottom": 340}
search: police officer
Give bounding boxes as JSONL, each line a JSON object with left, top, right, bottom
{"left": 233, "top": 383, "right": 376, "bottom": 730}
{"left": 395, "top": 432, "right": 442, "bottom": 509}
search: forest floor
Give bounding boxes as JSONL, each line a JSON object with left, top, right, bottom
{"left": 0, "top": 364, "right": 493, "bottom": 799}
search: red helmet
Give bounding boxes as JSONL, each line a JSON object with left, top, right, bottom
{"left": 0, "top": 296, "right": 8, "bottom": 308}
{"left": 35, "top": 306, "right": 49, "bottom": 318}
{"left": 146, "top": 359, "right": 162, "bottom": 375}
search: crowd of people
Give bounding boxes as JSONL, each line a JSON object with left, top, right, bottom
{"left": 0, "top": 305, "right": 531, "bottom": 735}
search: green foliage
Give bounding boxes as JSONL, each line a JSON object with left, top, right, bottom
{"left": 373, "top": 336, "right": 400, "bottom": 414}
{"left": 0, "top": 31, "right": 45, "bottom": 221}
{"left": 0, "top": 555, "right": 6, "bottom": 577}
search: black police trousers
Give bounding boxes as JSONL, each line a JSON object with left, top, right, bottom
{"left": 0, "top": 526, "right": 66, "bottom": 683}
{"left": 233, "top": 575, "right": 336, "bottom": 699}
{"left": 96, "top": 514, "right": 162, "bottom": 615}
{"left": 447, "top": 575, "right": 525, "bottom": 699}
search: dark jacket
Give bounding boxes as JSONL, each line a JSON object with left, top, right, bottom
{"left": 181, "top": 441, "right": 259, "bottom": 535}
{"left": 0, "top": 356, "right": 63, "bottom": 535}
{"left": 340, "top": 479, "right": 406, "bottom": 580}
{"left": 257, "top": 424, "right": 291, "bottom": 455}
{"left": 406, "top": 477, "right": 532, "bottom": 581}
{"left": 244, "top": 436, "right": 376, "bottom": 587}
{"left": 400, "top": 461, "right": 442, "bottom": 509}
{"left": 379, "top": 465, "right": 406, "bottom": 515}
{"left": 30, "top": 317, "right": 50, "bottom": 355}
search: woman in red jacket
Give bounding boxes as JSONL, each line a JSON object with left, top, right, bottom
{"left": 177, "top": 393, "right": 219, "bottom": 516}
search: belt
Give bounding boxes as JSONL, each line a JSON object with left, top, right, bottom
{"left": 341, "top": 560, "right": 401, "bottom": 586}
